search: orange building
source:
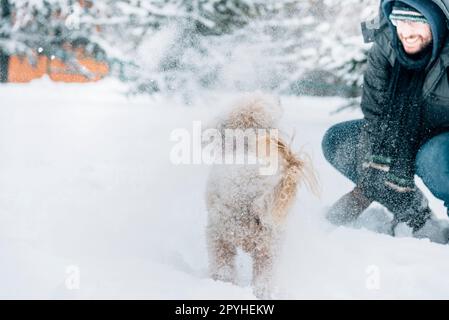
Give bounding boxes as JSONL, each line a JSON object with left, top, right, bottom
{"left": 6, "top": 0, "right": 109, "bottom": 83}
{"left": 8, "top": 50, "right": 109, "bottom": 83}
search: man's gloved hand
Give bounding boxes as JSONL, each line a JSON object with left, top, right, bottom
{"left": 357, "top": 156, "right": 430, "bottom": 232}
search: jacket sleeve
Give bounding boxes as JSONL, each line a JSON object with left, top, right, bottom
{"left": 356, "top": 42, "right": 392, "bottom": 185}
{"left": 360, "top": 42, "right": 392, "bottom": 121}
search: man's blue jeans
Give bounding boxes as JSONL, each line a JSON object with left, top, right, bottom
{"left": 322, "top": 119, "right": 449, "bottom": 212}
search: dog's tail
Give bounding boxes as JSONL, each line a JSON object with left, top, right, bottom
{"left": 272, "top": 138, "right": 319, "bottom": 221}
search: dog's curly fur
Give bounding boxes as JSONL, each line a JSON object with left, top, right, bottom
{"left": 205, "top": 93, "right": 317, "bottom": 298}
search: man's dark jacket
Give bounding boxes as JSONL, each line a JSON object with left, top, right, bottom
{"left": 361, "top": 0, "right": 449, "bottom": 140}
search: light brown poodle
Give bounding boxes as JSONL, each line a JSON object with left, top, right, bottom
{"left": 205, "top": 93, "right": 317, "bottom": 298}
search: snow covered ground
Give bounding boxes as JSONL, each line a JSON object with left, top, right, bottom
{"left": 1, "top": 78, "right": 449, "bottom": 299}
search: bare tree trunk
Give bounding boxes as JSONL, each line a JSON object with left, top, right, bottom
{"left": 0, "top": 0, "right": 11, "bottom": 83}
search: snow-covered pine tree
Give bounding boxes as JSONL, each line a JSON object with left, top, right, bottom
{"left": 240, "top": 0, "right": 379, "bottom": 97}
{"left": 311, "top": 0, "right": 379, "bottom": 96}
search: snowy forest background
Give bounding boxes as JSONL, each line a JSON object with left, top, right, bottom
{"left": 0, "top": 0, "right": 379, "bottom": 100}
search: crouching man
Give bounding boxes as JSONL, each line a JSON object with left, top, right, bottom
{"left": 322, "top": 0, "right": 449, "bottom": 243}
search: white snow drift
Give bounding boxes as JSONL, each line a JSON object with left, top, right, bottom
{"left": 0, "top": 78, "right": 448, "bottom": 299}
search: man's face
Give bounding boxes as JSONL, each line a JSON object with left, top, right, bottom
{"left": 395, "top": 20, "right": 433, "bottom": 55}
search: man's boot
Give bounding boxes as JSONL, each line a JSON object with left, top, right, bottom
{"left": 326, "top": 186, "right": 372, "bottom": 226}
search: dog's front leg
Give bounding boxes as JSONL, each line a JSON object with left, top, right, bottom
{"left": 252, "top": 243, "right": 274, "bottom": 299}
{"left": 208, "top": 237, "right": 237, "bottom": 284}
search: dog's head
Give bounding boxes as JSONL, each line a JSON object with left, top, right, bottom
{"left": 219, "top": 92, "right": 283, "bottom": 131}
